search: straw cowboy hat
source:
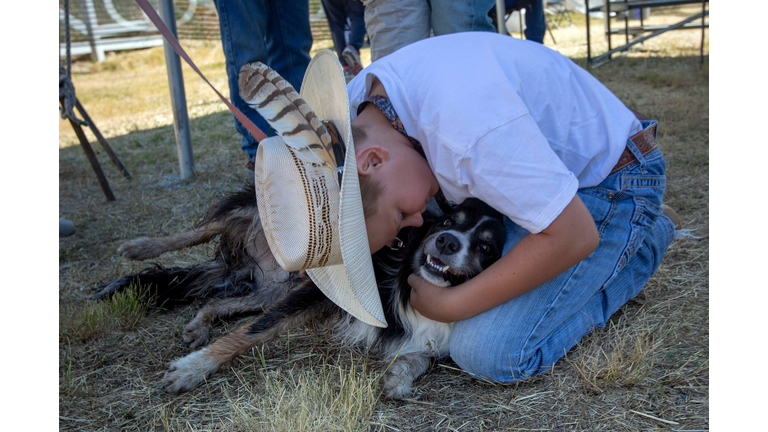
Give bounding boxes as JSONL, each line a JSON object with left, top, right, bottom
{"left": 238, "top": 50, "right": 386, "bottom": 328}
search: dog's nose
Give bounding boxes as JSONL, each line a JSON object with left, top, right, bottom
{"left": 435, "top": 233, "right": 460, "bottom": 255}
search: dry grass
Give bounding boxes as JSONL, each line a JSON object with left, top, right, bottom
{"left": 150, "top": 350, "right": 381, "bottom": 431}
{"left": 59, "top": 6, "right": 708, "bottom": 431}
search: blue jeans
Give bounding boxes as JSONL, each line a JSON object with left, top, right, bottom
{"left": 523, "top": 0, "right": 545, "bottom": 43}
{"left": 429, "top": 0, "right": 497, "bottom": 35}
{"left": 502, "top": 0, "right": 546, "bottom": 43}
{"left": 213, "top": 0, "right": 312, "bottom": 160}
{"left": 321, "top": 0, "right": 366, "bottom": 67}
{"left": 449, "top": 121, "right": 677, "bottom": 381}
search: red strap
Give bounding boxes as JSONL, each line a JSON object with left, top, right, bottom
{"left": 134, "top": 0, "right": 268, "bottom": 142}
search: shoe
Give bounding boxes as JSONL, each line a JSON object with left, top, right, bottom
{"left": 662, "top": 204, "right": 682, "bottom": 230}
{"left": 343, "top": 66, "right": 353, "bottom": 80}
{"left": 245, "top": 159, "right": 255, "bottom": 182}
{"left": 342, "top": 45, "right": 363, "bottom": 76}
{"left": 60, "top": 218, "right": 76, "bottom": 237}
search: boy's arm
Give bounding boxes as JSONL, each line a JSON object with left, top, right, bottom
{"left": 409, "top": 194, "right": 599, "bottom": 322}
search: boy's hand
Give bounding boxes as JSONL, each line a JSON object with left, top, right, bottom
{"left": 409, "top": 195, "right": 598, "bottom": 323}
{"left": 408, "top": 274, "right": 461, "bottom": 322}
{"left": 410, "top": 195, "right": 599, "bottom": 324}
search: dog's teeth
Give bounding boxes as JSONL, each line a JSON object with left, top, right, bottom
{"left": 425, "top": 254, "right": 451, "bottom": 274}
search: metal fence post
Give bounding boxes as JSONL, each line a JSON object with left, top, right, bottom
{"left": 158, "top": 0, "right": 194, "bottom": 180}
{"left": 80, "top": 0, "right": 104, "bottom": 62}
{"left": 495, "top": 0, "right": 507, "bottom": 34}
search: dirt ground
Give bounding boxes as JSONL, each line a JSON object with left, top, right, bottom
{"left": 59, "top": 6, "right": 708, "bottom": 431}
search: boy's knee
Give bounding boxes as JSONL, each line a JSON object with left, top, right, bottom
{"left": 449, "top": 337, "right": 549, "bottom": 383}
{"left": 449, "top": 324, "right": 548, "bottom": 383}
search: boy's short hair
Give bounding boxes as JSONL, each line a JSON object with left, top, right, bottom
{"left": 352, "top": 123, "right": 382, "bottom": 219}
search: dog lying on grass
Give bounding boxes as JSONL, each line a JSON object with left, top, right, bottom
{"left": 95, "top": 185, "right": 506, "bottom": 398}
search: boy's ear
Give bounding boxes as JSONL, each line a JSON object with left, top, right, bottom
{"left": 356, "top": 145, "right": 390, "bottom": 176}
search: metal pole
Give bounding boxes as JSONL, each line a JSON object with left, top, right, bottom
{"left": 624, "top": 0, "right": 629, "bottom": 45}
{"left": 62, "top": 97, "right": 116, "bottom": 201}
{"left": 158, "top": 0, "right": 194, "bottom": 180}
{"left": 606, "top": 0, "right": 612, "bottom": 61}
{"left": 700, "top": 0, "right": 705, "bottom": 67}
{"left": 495, "top": 0, "right": 507, "bottom": 34}
{"left": 75, "top": 100, "right": 133, "bottom": 180}
{"left": 586, "top": 0, "right": 592, "bottom": 67}
{"left": 80, "top": 0, "right": 104, "bottom": 62}
{"left": 590, "top": 10, "right": 708, "bottom": 68}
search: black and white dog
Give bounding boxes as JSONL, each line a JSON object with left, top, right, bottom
{"left": 95, "top": 185, "right": 507, "bottom": 398}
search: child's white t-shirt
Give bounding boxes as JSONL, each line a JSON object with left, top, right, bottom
{"left": 346, "top": 32, "right": 642, "bottom": 234}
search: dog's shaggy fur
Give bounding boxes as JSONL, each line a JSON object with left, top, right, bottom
{"left": 96, "top": 185, "right": 506, "bottom": 398}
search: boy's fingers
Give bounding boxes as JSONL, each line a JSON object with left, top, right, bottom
{"left": 407, "top": 273, "right": 424, "bottom": 288}
{"left": 407, "top": 274, "right": 424, "bottom": 306}
{"left": 407, "top": 274, "right": 455, "bottom": 322}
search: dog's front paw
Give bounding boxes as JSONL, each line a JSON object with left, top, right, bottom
{"left": 117, "top": 238, "right": 165, "bottom": 261}
{"left": 382, "top": 364, "right": 415, "bottom": 399}
{"left": 182, "top": 318, "right": 211, "bottom": 349}
{"left": 162, "top": 350, "right": 219, "bottom": 394}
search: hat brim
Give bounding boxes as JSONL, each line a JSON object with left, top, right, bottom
{"left": 301, "top": 50, "right": 386, "bottom": 328}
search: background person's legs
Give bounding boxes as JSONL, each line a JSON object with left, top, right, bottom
{"left": 324, "top": 0, "right": 366, "bottom": 75}
{"left": 429, "top": 0, "right": 497, "bottom": 35}
{"left": 523, "top": 0, "right": 546, "bottom": 43}
{"left": 321, "top": 0, "right": 351, "bottom": 62}
{"left": 363, "top": 0, "right": 429, "bottom": 62}
{"left": 214, "top": 0, "right": 311, "bottom": 161}
{"left": 346, "top": 0, "right": 367, "bottom": 52}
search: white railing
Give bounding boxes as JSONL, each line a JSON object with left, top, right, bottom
{"left": 60, "top": 0, "right": 211, "bottom": 62}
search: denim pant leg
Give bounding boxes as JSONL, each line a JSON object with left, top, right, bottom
{"left": 429, "top": 0, "right": 497, "bottom": 35}
{"left": 524, "top": 0, "right": 546, "bottom": 43}
{"left": 322, "top": 0, "right": 365, "bottom": 64}
{"left": 214, "top": 0, "right": 311, "bottom": 160}
{"left": 363, "top": 0, "right": 430, "bottom": 62}
{"left": 346, "top": 0, "right": 367, "bottom": 50}
{"left": 449, "top": 142, "right": 676, "bottom": 382}
{"left": 322, "top": 0, "right": 351, "bottom": 61}
{"left": 265, "top": 0, "right": 312, "bottom": 88}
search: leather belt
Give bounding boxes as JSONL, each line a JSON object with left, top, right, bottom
{"left": 610, "top": 122, "right": 658, "bottom": 175}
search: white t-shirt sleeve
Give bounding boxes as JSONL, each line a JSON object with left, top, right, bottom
{"left": 458, "top": 113, "right": 580, "bottom": 234}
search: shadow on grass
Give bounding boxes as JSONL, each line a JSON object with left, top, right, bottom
{"left": 60, "top": 108, "right": 247, "bottom": 201}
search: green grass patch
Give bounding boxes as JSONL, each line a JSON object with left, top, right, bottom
{"left": 60, "top": 284, "right": 153, "bottom": 342}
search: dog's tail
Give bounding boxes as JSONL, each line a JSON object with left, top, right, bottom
{"left": 91, "top": 261, "right": 260, "bottom": 304}
{"left": 95, "top": 182, "right": 272, "bottom": 304}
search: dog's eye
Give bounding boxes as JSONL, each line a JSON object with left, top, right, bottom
{"left": 478, "top": 243, "right": 490, "bottom": 252}
{"left": 442, "top": 219, "right": 453, "bottom": 227}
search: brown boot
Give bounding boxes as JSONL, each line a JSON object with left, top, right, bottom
{"left": 245, "top": 158, "right": 255, "bottom": 182}
{"left": 662, "top": 205, "right": 682, "bottom": 230}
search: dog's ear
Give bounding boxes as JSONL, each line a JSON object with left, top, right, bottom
{"left": 434, "top": 192, "right": 456, "bottom": 215}
{"left": 461, "top": 198, "right": 504, "bottom": 222}
{"left": 425, "top": 197, "right": 444, "bottom": 217}
{"left": 422, "top": 209, "right": 439, "bottom": 226}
